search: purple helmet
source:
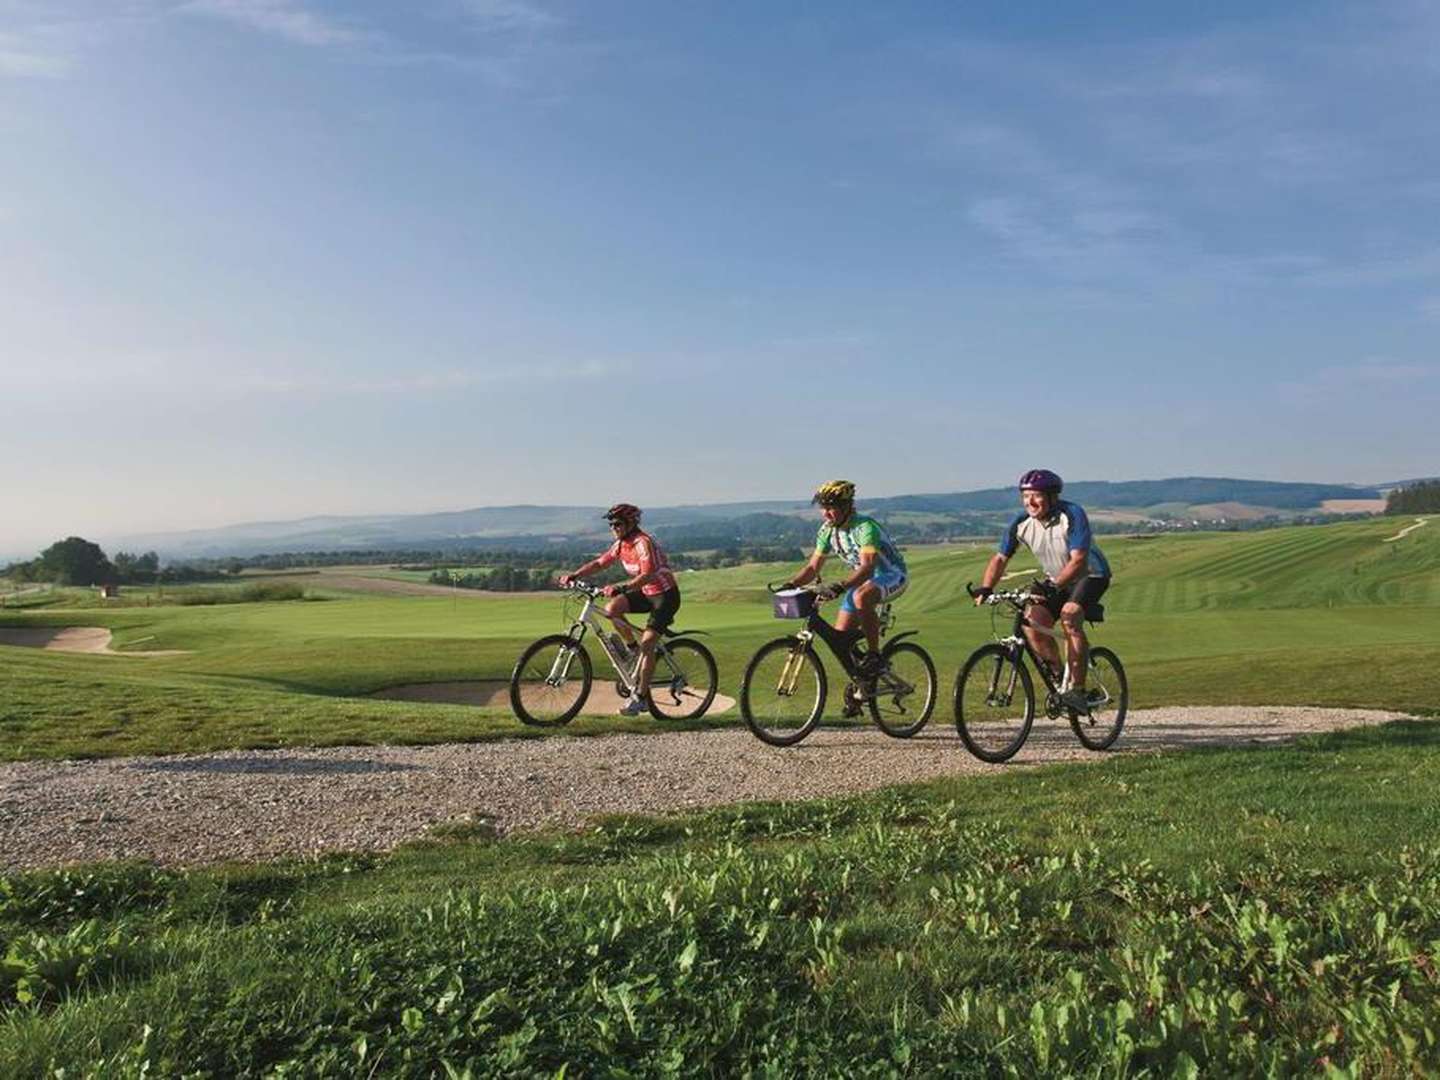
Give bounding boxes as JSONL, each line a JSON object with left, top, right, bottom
{"left": 1018, "top": 469, "right": 1063, "bottom": 494}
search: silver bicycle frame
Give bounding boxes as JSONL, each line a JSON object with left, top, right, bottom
{"left": 561, "top": 587, "right": 683, "bottom": 694}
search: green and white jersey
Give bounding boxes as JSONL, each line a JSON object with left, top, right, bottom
{"left": 815, "top": 514, "right": 907, "bottom": 576}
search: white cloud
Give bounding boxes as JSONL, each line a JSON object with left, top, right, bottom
{"left": 180, "top": 0, "right": 367, "bottom": 47}
{"left": 0, "top": 32, "right": 71, "bottom": 78}
{"left": 226, "top": 360, "right": 622, "bottom": 394}
{"left": 1282, "top": 358, "right": 1439, "bottom": 399}
{"left": 459, "top": 0, "right": 563, "bottom": 33}
{"left": 3, "top": 350, "right": 628, "bottom": 396}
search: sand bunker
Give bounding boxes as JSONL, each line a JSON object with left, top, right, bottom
{"left": 375, "top": 679, "right": 736, "bottom": 716}
{"left": 0, "top": 627, "right": 114, "bottom": 652}
{"left": 0, "top": 627, "right": 186, "bottom": 657}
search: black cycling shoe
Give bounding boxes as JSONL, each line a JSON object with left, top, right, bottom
{"left": 841, "top": 685, "right": 864, "bottom": 718}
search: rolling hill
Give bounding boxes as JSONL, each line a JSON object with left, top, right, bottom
{"left": 93, "top": 477, "right": 1385, "bottom": 560}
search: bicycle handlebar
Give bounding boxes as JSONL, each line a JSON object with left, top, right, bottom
{"left": 768, "top": 581, "right": 820, "bottom": 594}
{"left": 966, "top": 581, "right": 1042, "bottom": 607}
{"left": 562, "top": 580, "right": 607, "bottom": 598}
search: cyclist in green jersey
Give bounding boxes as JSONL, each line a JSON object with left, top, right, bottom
{"left": 782, "top": 480, "right": 909, "bottom": 678}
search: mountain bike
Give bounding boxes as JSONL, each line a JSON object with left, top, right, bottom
{"left": 738, "top": 583, "right": 937, "bottom": 747}
{"left": 508, "top": 581, "right": 718, "bottom": 726}
{"left": 954, "top": 582, "right": 1128, "bottom": 763}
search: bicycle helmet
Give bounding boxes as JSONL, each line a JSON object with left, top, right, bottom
{"left": 603, "top": 503, "right": 642, "bottom": 528}
{"left": 811, "top": 480, "right": 856, "bottom": 508}
{"left": 1018, "top": 469, "right": 1063, "bottom": 494}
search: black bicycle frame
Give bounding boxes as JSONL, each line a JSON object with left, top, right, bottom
{"left": 998, "top": 604, "right": 1069, "bottom": 696}
{"left": 802, "top": 609, "right": 918, "bottom": 676}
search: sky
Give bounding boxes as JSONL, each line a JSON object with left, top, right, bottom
{"left": 2, "top": 0, "right": 1437, "bottom": 557}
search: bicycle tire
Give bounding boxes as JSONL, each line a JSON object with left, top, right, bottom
{"left": 648, "top": 638, "right": 720, "bottom": 721}
{"left": 868, "top": 640, "right": 937, "bottom": 738}
{"left": 509, "top": 635, "right": 592, "bottom": 726}
{"left": 740, "top": 638, "right": 827, "bottom": 747}
{"left": 954, "top": 643, "right": 1035, "bottom": 763}
{"left": 1068, "top": 646, "right": 1128, "bottom": 751}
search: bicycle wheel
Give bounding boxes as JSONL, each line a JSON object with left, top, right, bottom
{"left": 509, "top": 635, "right": 592, "bottom": 726}
{"left": 1069, "top": 647, "right": 1128, "bottom": 751}
{"left": 740, "top": 638, "right": 827, "bottom": 747}
{"left": 648, "top": 638, "right": 719, "bottom": 721}
{"left": 868, "top": 640, "right": 937, "bottom": 738}
{"left": 954, "top": 643, "right": 1034, "bottom": 763}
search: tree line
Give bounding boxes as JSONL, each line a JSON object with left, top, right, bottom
{"left": 1386, "top": 481, "right": 1440, "bottom": 515}
{"left": 2, "top": 538, "right": 225, "bottom": 587}
{"left": 426, "top": 544, "right": 808, "bottom": 592}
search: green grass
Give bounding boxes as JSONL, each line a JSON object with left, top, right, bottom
{"left": 5, "top": 720, "right": 1440, "bottom": 1075}
{"left": 2, "top": 516, "right": 1438, "bottom": 760}
{"left": 5, "top": 517, "right": 1440, "bottom": 1073}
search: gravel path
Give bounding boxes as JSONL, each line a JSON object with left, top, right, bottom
{"left": 0, "top": 706, "right": 1408, "bottom": 870}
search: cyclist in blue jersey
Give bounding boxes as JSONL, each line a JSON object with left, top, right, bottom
{"left": 973, "top": 469, "right": 1112, "bottom": 713}
{"left": 783, "top": 480, "right": 908, "bottom": 679}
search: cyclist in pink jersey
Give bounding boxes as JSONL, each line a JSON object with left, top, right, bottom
{"left": 558, "top": 503, "right": 681, "bottom": 716}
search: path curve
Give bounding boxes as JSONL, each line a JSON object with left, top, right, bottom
{"left": 0, "top": 706, "right": 1410, "bottom": 870}
{"left": 1383, "top": 517, "right": 1429, "bottom": 543}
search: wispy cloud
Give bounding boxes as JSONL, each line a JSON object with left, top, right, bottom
{"left": 179, "top": 0, "right": 368, "bottom": 47}
{"left": 0, "top": 31, "right": 71, "bottom": 78}
{"left": 3, "top": 350, "right": 631, "bottom": 396}
{"left": 459, "top": 0, "right": 563, "bottom": 34}
{"left": 1282, "top": 358, "right": 1440, "bottom": 400}
{"left": 228, "top": 360, "right": 622, "bottom": 394}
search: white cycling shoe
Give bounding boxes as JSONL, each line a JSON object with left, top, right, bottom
{"left": 617, "top": 694, "right": 650, "bottom": 717}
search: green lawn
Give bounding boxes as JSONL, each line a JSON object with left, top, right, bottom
{"left": 2, "top": 516, "right": 1437, "bottom": 760}
{"left": 5, "top": 720, "right": 1440, "bottom": 1075}
{"left": 4, "top": 516, "right": 1440, "bottom": 1074}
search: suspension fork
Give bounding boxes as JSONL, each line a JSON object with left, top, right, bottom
{"left": 775, "top": 630, "right": 815, "bottom": 695}
{"left": 990, "top": 642, "right": 1025, "bottom": 702}
{"left": 545, "top": 623, "right": 588, "bottom": 685}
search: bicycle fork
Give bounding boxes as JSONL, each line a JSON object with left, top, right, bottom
{"left": 774, "top": 633, "right": 814, "bottom": 697}
{"left": 988, "top": 646, "right": 1023, "bottom": 707}
{"left": 547, "top": 636, "right": 584, "bottom": 686}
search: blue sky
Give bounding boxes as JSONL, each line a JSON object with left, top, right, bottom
{"left": 2, "top": 0, "right": 1437, "bottom": 556}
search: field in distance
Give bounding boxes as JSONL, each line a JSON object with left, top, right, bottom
{"left": 5, "top": 515, "right": 1440, "bottom": 1076}
{"left": 0, "top": 515, "right": 1436, "bottom": 761}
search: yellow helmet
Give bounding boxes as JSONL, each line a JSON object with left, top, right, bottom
{"left": 812, "top": 479, "right": 856, "bottom": 507}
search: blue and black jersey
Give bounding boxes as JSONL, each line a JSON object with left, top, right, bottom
{"left": 998, "top": 500, "right": 1111, "bottom": 579}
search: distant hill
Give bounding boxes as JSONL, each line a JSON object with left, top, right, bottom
{"left": 87, "top": 477, "right": 1385, "bottom": 561}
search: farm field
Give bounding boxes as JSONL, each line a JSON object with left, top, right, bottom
{"left": 3, "top": 514, "right": 1440, "bottom": 1074}
{"left": 1, "top": 516, "right": 1437, "bottom": 761}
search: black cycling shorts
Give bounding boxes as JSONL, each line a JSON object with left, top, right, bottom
{"left": 1041, "top": 576, "right": 1109, "bottom": 622}
{"left": 622, "top": 587, "right": 681, "bottom": 632}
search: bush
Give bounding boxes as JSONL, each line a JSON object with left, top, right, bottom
{"left": 175, "top": 583, "right": 306, "bottom": 606}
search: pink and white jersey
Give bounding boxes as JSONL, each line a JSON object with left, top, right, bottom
{"left": 594, "top": 529, "right": 677, "bottom": 596}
